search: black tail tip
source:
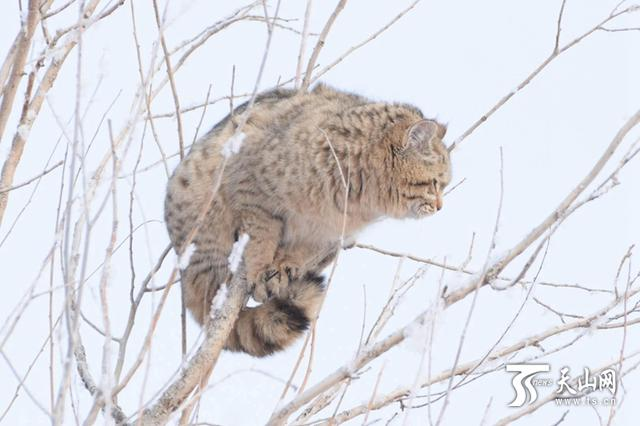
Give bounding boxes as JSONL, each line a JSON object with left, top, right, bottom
{"left": 303, "top": 271, "right": 326, "bottom": 288}
{"left": 273, "top": 299, "right": 310, "bottom": 333}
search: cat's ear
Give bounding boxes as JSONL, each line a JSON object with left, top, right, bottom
{"left": 403, "top": 119, "right": 441, "bottom": 152}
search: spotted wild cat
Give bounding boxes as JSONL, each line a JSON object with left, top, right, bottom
{"left": 164, "top": 84, "right": 451, "bottom": 356}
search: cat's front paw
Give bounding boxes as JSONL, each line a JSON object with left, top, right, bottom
{"left": 249, "top": 265, "right": 290, "bottom": 303}
{"left": 273, "top": 252, "right": 304, "bottom": 282}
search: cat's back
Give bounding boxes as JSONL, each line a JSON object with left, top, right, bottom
{"left": 241, "top": 84, "right": 366, "bottom": 138}
{"left": 165, "top": 85, "right": 365, "bottom": 223}
{"left": 228, "top": 85, "right": 367, "bottom": 163}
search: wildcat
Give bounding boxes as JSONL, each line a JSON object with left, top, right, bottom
{"left": 164, "top": 84, "right": 451, "bottom": 356}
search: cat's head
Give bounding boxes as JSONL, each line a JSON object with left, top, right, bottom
{"left": 388, "top": 119, "right": 451, "bottom": 219}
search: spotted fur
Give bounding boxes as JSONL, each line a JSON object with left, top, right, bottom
{"left": 165, "top": 84, "right": 451, "bottom": 357}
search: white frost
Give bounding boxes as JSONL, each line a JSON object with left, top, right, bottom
{"left": 403, "top": 321, "right": 432, "bottom": 354}
{"left": 228, "top": 233, "right": 249, "bottom": 272}
{"left": 178, "top": 243, "right": 196, "bottom": 269}
{"left": 587, "top": 315, "right": 608, "bottom": 336}
{"left": 51, "top": 46, "right": 68, "bottom": 63}
{"left": 246, "top": 296, "right": 262, "bottom": 308}
{"left": 210, "top": 283, "right": 228, "bottom": 314}
{"left": 488, "top": 249, "right": 508, "bottom": 266}
{"left": 17, "top": 124, "right": 30, "bottom": 140}
{"left": 443, "top": 271, "right": 483, "bottom": 294}
{"left": 221, "top": 132, "right": 246, "bottom": 158}
{"left": 403, "top": 299, "right": 443, "bottom": 354}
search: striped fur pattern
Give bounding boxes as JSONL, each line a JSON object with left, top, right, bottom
{"left": 164, "top": 84, "right": 451, "bottom": 357}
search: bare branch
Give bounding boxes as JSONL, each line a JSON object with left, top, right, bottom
{"left": 445, "top": 108, "right": 640, "bottom": 306}
{"left": 449, "top": 4, "right": 640, "bottom": 151}
{"left": 300, "top": 0, "right": 348, "bottom": 92}
{"left": 0, "top": 160, "right": 63, "bottom": 193}
{"left": 152, "top": 0, "right": 185, "bottom": 159}
{"left": 310, "top": 0, "right": 422, "bottom": 85}
{"left": 295, "top": 0, "right": 313, "bottom": 89}
{"left": 135, "top": 272, "right": 249, "bottom": 425}
{"left": 0, "top": 0, "right": 40, "bottom": 141}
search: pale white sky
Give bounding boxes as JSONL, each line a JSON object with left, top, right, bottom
{"left": 1, "top": 1, "right": 639, "bottom": 425}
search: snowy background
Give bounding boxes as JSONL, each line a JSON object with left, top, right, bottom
{"left": 1, "top": 0, "right": 639, "bottom": 425}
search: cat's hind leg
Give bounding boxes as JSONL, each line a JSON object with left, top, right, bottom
{"left": 181, "top": 249, "right": 229, "bottom": 324}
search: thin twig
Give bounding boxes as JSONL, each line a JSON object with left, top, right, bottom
{"left": 0, "top": 160, "right": 63, "bottom": 193}
{"left": 300, "top": 0, "right": 349, "bottom": 92}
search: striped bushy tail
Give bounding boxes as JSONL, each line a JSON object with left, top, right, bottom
{"left": 224, "top": 272, "right": 325, "bottom": 357}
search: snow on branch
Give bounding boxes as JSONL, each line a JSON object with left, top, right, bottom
{"left": 136, "top": 271, "right": 249, "bottom": 426}
{"left": 178, "top": 243, "right": 196, "bottom": 270}
{"left": 228, "top": 232, "right": 250, "bottom": 273}
{"left": 221, "top": 131, "right": 246, "bottom": 158}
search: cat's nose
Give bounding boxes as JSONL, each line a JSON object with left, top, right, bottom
{"left": 436, "top": 197, "right": 443, "bottom": 210}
